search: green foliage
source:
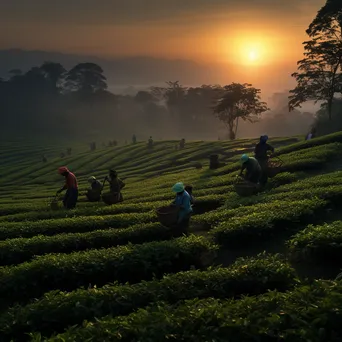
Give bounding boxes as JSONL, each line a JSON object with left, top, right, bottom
{"left": 0, "top": 223, "right": 173, "bottom": 266}
{"left": 279, "top": 142, "right": 340, "bottom": 172}
{"left": 65, "top": 63, "right": 107, "bottom": 93}
{"left": 289, "top": 0, "right": 342, "bottom": 119}
{"left": 1, "top": 130, "right": 342, "bottom": 341}
{"left": 210, "top": 198, "right": 327, "bottom": 246}
{"left": 213, "top": 83, "right": 268, "bottom": 140}
{"left": 43, "top": 280, "right": 342, "bottom": 342}
{"left": 0, "top": 201, "right": 169, "bottom": 223}
{"left": 0, "top": 236, "right": 217, "bottom": 307}
{"left": 0, "top": 253, "right": 296, "bottom": 340}
{"left": 275, "top": 131, "right": 342, "bottom": 156}
{"left": 271, "top": 171, "right": 342, "bottom": 193}
{"left": 288, "top": 220, "right": 342, "bottom": 264}
{"left": 220, "top": 172, "right": 299, "bottom": 210}
{"left": 314, "top": 99, "right": 342, "bottom": 135}
{"left": 0, "top": 212, "right": 156, "bottom": 240}
{"left": 194, "top": 170, "right": 342, "bottom": 232}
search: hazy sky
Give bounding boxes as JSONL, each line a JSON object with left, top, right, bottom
{"left": 1, "top": 0, "right": 325, "bottom": 66}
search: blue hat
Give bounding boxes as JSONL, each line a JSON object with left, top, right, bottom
{"left": 172, "top": 182, "right": 185, "bottom": 193}
{"left": 240, "top": 154, "right": 249, "bottom": 164}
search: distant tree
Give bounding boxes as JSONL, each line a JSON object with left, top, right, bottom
{"left": 150, "top": 81, "right": 187, "bottom": 116}
{"left": 213, "top": 83, "right": 268, "bottom": 140}
{"left": 135, "top": 90, "right": 156, "bottom": 104}
{"left": 23, "top": 67, "right": 48, "bottom": 92}
{"left": 184, "top": 85, "right": 221, "bottom": 119}
{"left": 65, "top": 63, "right": 107, "bottom": 94}
{"left": 40, "top": 62, "right": 66, "bottom": 92}
{"left": 289, "top": 0, "right": 342, "bottom": 120}
{"left": 164, "top": 81, "right": 187, "bottom": 110}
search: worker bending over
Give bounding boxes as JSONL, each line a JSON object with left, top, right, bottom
{"left": 86, "top": 176, "right": 102, "bottom": 202}
{"left": 57, "top": 166, "right": 78, "bottom": 209}
{"left": 171, "top": 182, "right": 193, "bottom": 234}
{"left": 239, "top": 154, "right": 261, "bottom": 184}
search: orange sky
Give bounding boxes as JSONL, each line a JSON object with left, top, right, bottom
{"left": 0, "top": 0, "right": 325, "bottom": 64}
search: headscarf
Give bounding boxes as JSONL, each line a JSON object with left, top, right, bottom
{"left": 58, "top": 166, "right": 69, "bottom": 174}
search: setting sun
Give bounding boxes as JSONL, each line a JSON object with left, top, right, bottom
{"left": 248, "top": 50, "right": 258, "bottom": 61}
{"left": 224, "top": 32, "right": 279, "bottom": 67}
{"left": 241, "top": 43, "right": 264, "bottom": 65}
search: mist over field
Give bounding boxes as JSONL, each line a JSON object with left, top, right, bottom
{"left": 0, "top": 49, "right": 318, "bottom": 143}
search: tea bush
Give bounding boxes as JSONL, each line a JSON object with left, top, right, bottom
{"left": 0, "top": 223, "right": 173, "bottom": 266}
{"left": 275, "top": 131, "right": 342, "bottom": 156}
{"left": 0, "top": 236, "right": 217, "bottom": 307}
{"left": 279, "top": 143, "right": 341, "bottom": 172}
{"left": 44, "top": 280, "right": 342, "bottom": 342}
{"left": 0, "top": 212, "right": 156, "bottom": 240}
{"left": 1, "top": 134, "right": 342, "bottom": 341}
{"left": 210, "top": 198, "right": 327, "bottom": 246}
{"left": 0, "top": 201, "right": 169, "bottom": 223}
{"left": 0, "top": 253, "right": 296, "bottom": 340}
{"left": 287, "top": 221, "right": 342, "bottom": 264}
{"left": 271, "top": 171, "right": 342, "bottom": 194}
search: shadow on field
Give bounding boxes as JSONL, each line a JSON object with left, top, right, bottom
{"left": 214, "top": 207, "right": 342, "bottom": 281}
{"left": 215, "top": 229, "right": 340, "bottom": 280}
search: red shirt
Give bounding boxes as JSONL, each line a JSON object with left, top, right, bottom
{"left": 65, "top": 172, "right": 78, "bottom": 189}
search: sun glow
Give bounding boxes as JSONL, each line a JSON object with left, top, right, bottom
{"left": 248, "top": 50, "right": 258, "bottom": 61}
{"left": 226, "top": 33, "right": 274, "bottom": 66}
{"left": 241, "top": 43, "right": 264, "bottom": 65}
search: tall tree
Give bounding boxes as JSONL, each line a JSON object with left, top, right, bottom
{"left": 65, "top": 63, "right": 107, "bottom": 94}
{"left": 213, "top": 83, "right": 268, "bottom": 140}
{"left": 289, "top": 0, "right": 342, "bottom": 120}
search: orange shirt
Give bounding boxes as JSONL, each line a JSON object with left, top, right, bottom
{"left": 65, "top": 172, "right": 78, "bottom": 189}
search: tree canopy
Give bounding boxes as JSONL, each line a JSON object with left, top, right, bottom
{"left": 289, "top": 0, "right": 342, "bottom": 119}
{"left": 0, "top": 62, "right": 313, "bottom": 141}
{"left": 213, "top": 83, "right": 268, "bottom": 140}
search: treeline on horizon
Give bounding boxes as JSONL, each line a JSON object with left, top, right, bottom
{"left": 1, "top": 0, "right": 342, "bottom": 142}
{"left": 0, "top": 63, "right": 315, "bottom": 142}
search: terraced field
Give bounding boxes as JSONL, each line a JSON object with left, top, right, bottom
{"left": 1, "top": 133, "right": 342, "bottom": 341}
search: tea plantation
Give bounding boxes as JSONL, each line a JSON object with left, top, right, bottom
{"left": 1, "top": 134, "right": 342, "bottom": 341}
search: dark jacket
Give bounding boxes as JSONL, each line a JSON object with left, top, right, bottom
{"left": 254, "top": 142, "right": 274, "bottom": 160}
{"left": 109, "top": 177, "right": 125, "bottom": 193}
{"left": 91, "top": 180, "right": 102, "bottom": 192}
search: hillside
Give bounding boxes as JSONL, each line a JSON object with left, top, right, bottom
{"left": 1, "top": 133, "right": 342, "bottom": 340}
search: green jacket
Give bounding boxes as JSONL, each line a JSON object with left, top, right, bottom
{"left": 241, "top": 157, "right": 261, "bottom": 177}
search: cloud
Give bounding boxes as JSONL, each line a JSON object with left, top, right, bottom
{"left": 0, "top": 0, "right": 324, "bottom": 25}
{"left": 0, "top": 0, "right": 325, "bottom": 63}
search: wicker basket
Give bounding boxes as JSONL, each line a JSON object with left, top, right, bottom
{"left": 267, "top": 159, "right": 283, "bottom": 178}
{"left": 234, "top": 181, "right": 259, "bottom": 197}
{"left": 50, "top": 198, "right": 59, "bottom": 210}
{"left": 156, "top": 206, "right": 179, "bottom": 227}
{"left": 102, "top": 192, "right": 123, "bottom": 205}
